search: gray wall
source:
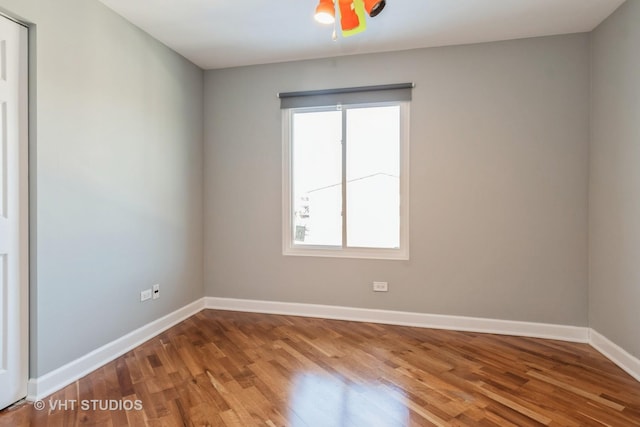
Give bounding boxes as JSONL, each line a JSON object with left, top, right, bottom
{"left": 0, "top": 0, "right": 204, "bottom": 376}
{"left": 590, "top": 0, "right": 640, "bottom": 358}
{"left": 4, "top": 0, "right": 627, "bottom": 379}
{"left": 204, "top": 34, "right": 590, "bottom": 326}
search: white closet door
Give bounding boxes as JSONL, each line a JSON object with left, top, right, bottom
{"left": 0, "top": 14, "right": 28, "bottom": 410}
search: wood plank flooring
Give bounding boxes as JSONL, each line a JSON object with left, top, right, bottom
{"left": 1, "top": 310, "right": 640, "bottom": 426}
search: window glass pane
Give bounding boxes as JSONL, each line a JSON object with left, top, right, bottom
{"left": 346, "top": 106, "right": 400, "bottom": 248}
{"left": 292, "top": 110, "right": 342, "bottom": 246}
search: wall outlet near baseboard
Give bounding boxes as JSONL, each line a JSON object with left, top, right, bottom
{"left": 140, "top": 289, "right": 152, "bottom": 301}
{"left": 373, "top": 281, "right": 388, "bottom": 292}
{"left": 152, "top": 284, "right": 160, "bottom": 299}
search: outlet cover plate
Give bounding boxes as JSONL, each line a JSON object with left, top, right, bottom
{"left": 373, "top": 281, "right": 388, "bottom": 292}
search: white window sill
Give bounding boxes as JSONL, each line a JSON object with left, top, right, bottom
{"left": 283, "top": 245, "right": 409, "bottom": 261}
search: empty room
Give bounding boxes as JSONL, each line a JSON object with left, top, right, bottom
{"left": 0, "top": 0, "right": 639, "bottom": 425}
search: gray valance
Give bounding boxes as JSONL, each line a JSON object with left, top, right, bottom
{"left": 278, "top": 83, "right": 414, "bottom": 109}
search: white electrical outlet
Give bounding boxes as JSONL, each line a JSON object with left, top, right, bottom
{"left": 152, "top": 284, "right": 160, "bottom": 299}
{"left": 140, "top": 289, "right": 152, "bottom": 301}
{"left": 373, "top": 281, "right": 388, "bottom": 292}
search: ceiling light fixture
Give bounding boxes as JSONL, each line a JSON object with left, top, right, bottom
{"left": 338, "top": 0, "right": 360, "bottom": 31}
{"left": 315, "top": 0, "right": 336, "bottom": 24}
{"left": 363, "top": 0, "right": 386, "bottom": 17}
{"left": 314, "top": 0, "right": 386, "bottom": 38}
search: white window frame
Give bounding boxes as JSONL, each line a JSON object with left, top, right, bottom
{"left": 282, "top": 101, "right": 410, "bottom": 260}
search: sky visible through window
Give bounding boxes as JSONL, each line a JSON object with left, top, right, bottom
{"left": 292, "top": 105, "right": 400, "bottom": 248}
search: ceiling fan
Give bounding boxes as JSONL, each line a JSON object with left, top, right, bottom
{"left": 314, "top": 0, "right": 387, "bottom": 38}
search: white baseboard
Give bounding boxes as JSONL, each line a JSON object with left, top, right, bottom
{"left": 204, "top": 297, "right": 590, "bottom": 343}
{"left": 589, "top": 329, "right": 640, "bottom": 382}
{"left": 27, "top": 296, "right": 638, "bottom": 402}
{"left": 26, "top": 298, "right": 206, "bottom": 401}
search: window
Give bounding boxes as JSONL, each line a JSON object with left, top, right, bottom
{"left": 281, "top": 84, "right": 410, "bottom": 259}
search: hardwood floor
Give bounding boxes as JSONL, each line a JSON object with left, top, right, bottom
{"left": 2, "top": 310, "right": 640, "bottom": 426}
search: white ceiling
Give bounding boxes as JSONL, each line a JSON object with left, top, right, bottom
{"left": 98, "top": 0, "right": 624, "bottom": 70}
